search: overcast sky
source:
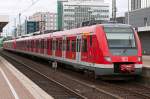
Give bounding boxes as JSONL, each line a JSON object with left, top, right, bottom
{"left": 0, "top": 0, "right": 128, "bottom": 17}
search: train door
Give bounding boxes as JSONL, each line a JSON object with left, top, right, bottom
{"left": 48, "top": 38, "right": 52, "bottom": 56}
{"left": 44, "top": 39, "right": 47, "bottom": 55}
{"left": 62, "top": 36, "right": 66, "bottom": 59}
{"left": 31, "top": 40, "right": 34, "bottom": 52}
{"left": 70, "top": 36, "right": 76, "bottom": 60}
{"left": 76, "top": 35, "right": 82, "bottom": 62}
{"left": 38, "top": 39, "right": 41, "bottom": 53}
{"left": 57, "top": 38, "right": 63, "bottom": 57}
{"left": 81, "top": 35, "right": 88, "bottom": 62}
{"left": 52, "top": 38, "right": 56, "bottom": 57}
{"left": 47, "top": 38, "right": 50, "bottom": 55}
{"left": 66, "top": 37, "right": 71, "bottom": 59}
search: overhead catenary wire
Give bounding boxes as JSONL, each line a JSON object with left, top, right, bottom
{"left": 20, "top": 0, "right": 41, "bottom": 14}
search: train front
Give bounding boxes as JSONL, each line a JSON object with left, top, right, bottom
{"left": 97, "top": 24, "right": 142, "bottom": 79}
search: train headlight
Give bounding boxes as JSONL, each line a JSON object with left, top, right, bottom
{"left": 138, "top": 57, "right": 142, "bottom": 62}
{"left": 105, "top": 57, "right": 112, "bottom": 62}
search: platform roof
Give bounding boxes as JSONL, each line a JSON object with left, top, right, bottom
{"left": 0, "top": 15, "right": 9, "bottom": 32}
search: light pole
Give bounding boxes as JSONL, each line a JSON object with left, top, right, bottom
{"left": 128, "top": 0, "right": 130, "bottom": 24}
{"left": 18, "top": 13, "right": 21, "bottom": 37}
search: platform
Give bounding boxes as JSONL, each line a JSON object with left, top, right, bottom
{"left": 143, "top": 56, "right": 150, "bottom": 67}
{"left": 0, "top": 56, "right": 53, "bottom": 99}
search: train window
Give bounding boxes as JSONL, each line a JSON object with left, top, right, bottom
{"left": 77, "top": 39, "right": 81, "bottom": 52}
{"left": 72, "top": 40, "right": 76, "bottom": 52}
{"left": 31, "top": 40, "right": 34, "bottom": 49}
{"left": 67, "top": 39, "right": 70, "bottom": 51}
{"left": 82, "top": 38, "right": 87, "bottom": 52}
{"left": 36, "top": 40, "right": 38, "bottom": 48}
{"left": 28, "top": 41, "right": 29, "bottom": 48}
{"left": 41, "top": 39, "right": 44, "bottom": 49}
{"left": 56, "top": 40, "right": 59, "bottom": 50}
{"left": 47, "top": 39, "right": 49, "bottom": 49}
{"left": 44, "top": 40, "right": 47, "bottom": 49}
{"left": 62, "top": 40, "right": 66, "bottom": 51}
{"left": 52, "top": 40, "right": 56, "bottom": 50}
{"left": 39, "top": 40, "right": 41, "bottom": 49}
{"left": 50, "top": 39, "right": 52, "bottom": 50}
{"left": 59, "top": 40, "right": 62, "bottom": 51}
{"left": 90, "top": 35, "right": 92, "bottom": 46}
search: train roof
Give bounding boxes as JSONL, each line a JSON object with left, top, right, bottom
{"left": 4, "top": 23, "right": 132, "bottom": 42}
{"left": 102, "top": 23, "right": 132, "bottom": 28}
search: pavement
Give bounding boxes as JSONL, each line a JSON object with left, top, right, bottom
{"left": 0, "top": 56, "right": 53, "bottom": 99}
{"left": 143, "top": 55, "right": 150, "bottom": 67}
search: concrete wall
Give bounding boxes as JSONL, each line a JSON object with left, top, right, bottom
{"left": 125, "top": 7, "right": 150, "bottom": 27}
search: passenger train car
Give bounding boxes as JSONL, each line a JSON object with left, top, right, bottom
{"left": 3, "top": 24, "right": 142, "bottom": 79}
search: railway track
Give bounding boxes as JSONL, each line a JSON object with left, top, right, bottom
{"left": 1, "top": 50, "right": 150, "bottom": 99}
{"left": 0, "top": 50, "right": 120, "bottom": 99}
{"left": 0, "top": 52, "right": 86, "bottom": 99}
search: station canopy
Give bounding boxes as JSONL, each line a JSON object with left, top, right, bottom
{"left": 0, "top": 15, "right": 9, "bottom": 32}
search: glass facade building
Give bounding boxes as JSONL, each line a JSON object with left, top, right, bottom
{"left": 57, "top": 0, "right": 109, "bottom": 30}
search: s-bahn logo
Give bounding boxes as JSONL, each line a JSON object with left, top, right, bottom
{"left": 122, "top": 57, "right": 128, "bottom": 62}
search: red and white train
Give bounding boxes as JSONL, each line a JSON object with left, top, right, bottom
{"left": 3, "top": 24, "right": 142, "bottom": 79}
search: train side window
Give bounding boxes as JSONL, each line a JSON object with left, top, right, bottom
{"left": 56, "top": 40, "right": 59, "bottom": 50}
{"left": 44, "top": 39, "right": 47, "bottom": 49}
{"left": 52, "top": 40, "right": 56, "bottom": 50}
{"left": 62, "top": 40, "right": 66, "bottom": 51}
{"left": 59, "top": 40, "right": 62, "bottom": 51}
{"left": 39, "top": 40, "right": 40, "bottom": 49}
{"left": 90, "top": 35, "right": 92, "bottom": 46}
{"left": 50, "top": 39, "right": 52, "bottom": 50}
{"left": 67, "top": 39, "right": 70, "bottom": 51}
{"left": 82, "top": 38, "right": 87, "bottom": 52}
{"left": 72, "top": 40, "right": 76, "bottom": 52}
{"left": 42, "top": 39, "right": 44, "bottom": 49}
{"left": 36, "top": 40, "right": 37, "bottom": 49}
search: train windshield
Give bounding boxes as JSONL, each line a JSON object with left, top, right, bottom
{"left": 104, "top": 26, "right": 137, "bottom": 56}
{"left": 104, "top": 27, "right": 136, "bottom": 49}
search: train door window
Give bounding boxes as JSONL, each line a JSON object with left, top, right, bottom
{"left": 39, "top": 40, "right": 40, "bottom": 49}
{"left": 63, "top": 40, "right": 66, "bottom": 51}
{"left": 44, "top": 39, "right": 47, "bottom": 49}
{"left": 31, "top": 40, "right": 34, "bottom": 49}
{"left": 50, "top": 39, "right": 52, "bottom": 50}
{"left": 67, "top": 39, "right": 70, "bottom": 51}
{"left": 77, "top": 39, "right": 81, "bottom": 52}
{"left": 43, "top": 39, "right": 44, "bottom": 49}
{"left": 36, "top": 40, "right": 38, "bottom": 48}
{"left": 30, "top": 40, "right": 31, "bottom": 49}
{"left": 56, "top": 40, "right": 59, "bottom": 50}
{"left": 52, "top": 40, "right": 56, "bottom": 50}
{"left": 90, "top": 35, "right": 92, "bottom": 46}
{"left": 59, "top": 40, "right": 62, "bottom": 51}
{"left": 72, "top": 40, "right": 76, "bottom": 52}
{"left": 28, "top": 41, "right": 29, "bottom": 49}
{"left": 47, "top": 39, "right": 49, "bottom": 49}
{"left": 41, "top": 39, "right": 43, "bottom": 49}
{"left": 82, "top": 38, "right": 87, "bottom": 52}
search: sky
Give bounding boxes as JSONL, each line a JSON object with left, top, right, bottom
{"left": 1, "top": 0, "right": 128, "bottom": 32}
{"left": 0, "top": 0, "right": 128, "bottom": 16}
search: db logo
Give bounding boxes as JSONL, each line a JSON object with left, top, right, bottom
{"left": 122, "top": 57, "right": 128, "bottom": 62}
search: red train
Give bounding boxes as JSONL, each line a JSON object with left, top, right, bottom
{"left": 3, "top": 24, "right": 142, "bottom": 79}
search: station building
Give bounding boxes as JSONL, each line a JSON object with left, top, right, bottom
{"left": 126, "top": 0, "right": 150, "bottom": 54}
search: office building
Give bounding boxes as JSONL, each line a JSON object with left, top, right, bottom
{"left": 57, "top": 0, "right": 109, "bottom": 30}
